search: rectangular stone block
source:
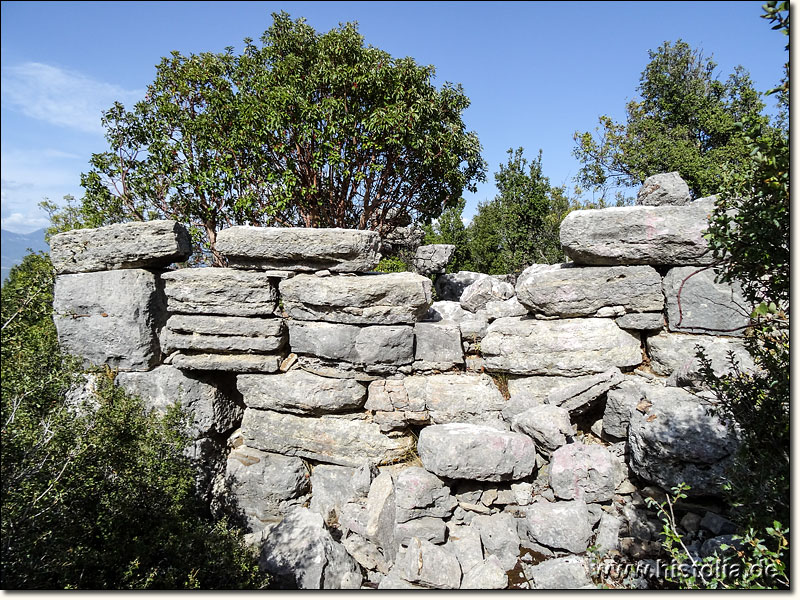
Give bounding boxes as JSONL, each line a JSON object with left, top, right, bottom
{"left": 50, "top": 220, "right": 191, "bottom": 274}
{"left": 279, "top": 273, "right": 433, "bottom": 324}
{"left": 161, "top": 268, "right": 278, "bottom": 316}
{"left": 237, "top": 370, "right": 367, "bottom": 415}
{"left": 481, "top": 317, "right": 642, "bottom": 376}
{"left": 559, "top": 197, "right": 716, "bottom": 266}
{"left": 288, "top": 321, "right": 414, "bottom": 366}
{"left": 53, "top": 269, "right": 166, "bottom": 371}
{"left": 162, "top": 330, "right": 286, "bottom": 353}
{"left": 413, "top": 322, "right": 464, "bottom": 371}
{"left": 216, "top": 226, "right": 381, "bottom": 272}
{"left": 170, "top": 352, "right": 283, "bottom": 373}
{"left": 166, "top": 314, "right": 285, "bottom": 337}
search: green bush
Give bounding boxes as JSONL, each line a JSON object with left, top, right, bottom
{"left": 374, "top": 256, "right": 410, "bottom": 273}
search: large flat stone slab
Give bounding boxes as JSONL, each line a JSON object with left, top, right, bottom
{"left": 482, "top": 317, "right": 642, "bottom": 376}
{"left": 237, "top": 370, "right": 367, "bottom": 415}
{"left": 288, "top": 321, "right": 414, "bottom": 366}
{"left": 662, "top": 266, "right": 750, "bottom": 336}
{"left": 169, "top": 352, "right": 282, "bottom": 373}
{"left": 50, "top": 220, "right": 191, "bottom": 274}
{"left": 516, "top": 264, "right": 663, "bottom": 317}
{"left": 53, "top": 269, "right": 166, "bottom": 371}
{"left": 279, "top": 273, "right": 432, "bottom": 324}
{"left": 559, "top": 197, "right": 716, "bottom": 266}
{"left": 161, "top": 268, "right": 278, "bottom": 316}
{"left": 217, "top": 226, "right": 380, "bottom": 272}
{"left": 241, "top": 409, "right": 416, "bottom": 467}
{"left": 162, "top": 330, "right": 286, "bottom": 354}
{"left": 166, "top": 314, "right": 284, "bottom": 337}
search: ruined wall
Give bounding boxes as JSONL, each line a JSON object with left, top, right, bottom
{"left": 50, "top": 172, "right": 752, "bottom": 590}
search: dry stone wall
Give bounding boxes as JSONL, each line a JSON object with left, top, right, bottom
{"left": 50, "top": 173, "right": 754, "bottom": 590}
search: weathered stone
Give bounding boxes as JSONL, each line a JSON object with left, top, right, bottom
{"left": 444, "top": 524, "right": 484, "bottom": 574}
{"left": 700, "top": 535, "right": 742, "bottom": 559}
{"left": 241, "top": 409, "right": 415, "bottom": 467}
{"left": 237, "top": 371, "right": 366, "bottom": 415}
{"left": 528, "top": 556, "right": 592, "bottom": 589}
{"left": 309, "top": 464, "right": 356, "bottom": 526}
{"left": 260, "top": 507, "right": 362, "bottom": 589}
{"left": 646, "top": 331, "right": 756, "bottom": 386}
{"left": 516, "top": 264, "right": 664, "bottom": 317}
{"left": 53, "top": 269, "right": 166, "bottom": 371}
{"left": 170, "top": 352, "right": 282, "bottom": 373}
{"left": 394, "top": 537, "right": 462, "bottom": 589}
{"left": 351, "top": 462, "right": 379, "bottom": 498}
{"left": 395, "top": 517, "right": 447, "bottom": 546}
{"left": 365, "top": 379, "right": 411, "bottom": 412}
{"left": 362, "top": 472, "right": 397, "bottom": 561}
{"left": 413, "top": 244, "right": 455, "bottom": 275}
{"left": 616, "top": 312, "right": 665, "bottom": 331}
{"left": 424, "top": 300, "right": 470, "bottom": 323}
{"left": 377, "top": 570, "right": 428, "bottom": 590}
{"left": 637, "top": 172, "right": 692, "bottom": 206}
{"left": 295, "top": 357, "right": 389, "bottom": 380}
{"left": 471, "top": 512, "right": 521, "bottom": 570}
{"left": 403, "top": 374, "right": 507, "bottom": 429}
{"left": 116, "top": 365, "right": 240, "bottom": 437}
{"left": 50, "top": 220, "right": 191, "bottom": 274}
{"left": 434, "top": 271, "right": 488, "bottom": 301}
{"left": 603, "top": 379, "right": 641, "bottom": 439}
{"left": 460, "top": 277, "right": 515, "bottom": 313}
{"left": 394, "top": 466, "right": 458, "bottom": 523}
{"left": 461, "top": 556, "right": 508, "bottom": 589}
{"left": 663, "top": 266, "right": 750, "bottom": 336}
{"left": 161, "top": 268, "right": 278, "bottom": 316}
{"left": 162, "top": 330, "right": 286, "bottom": 354}
{"left": 413, "top": 322, "right": 464, "bottom": 371}
{"left": 523, "top": 500, "right": 593, "bottom": 553}
{"left": 417, "top": 423, "right": 537, "bottom": 482}
{"left": 627, "top": 389, "right": 738, "bottom": 496}
{"left": 341, "top": 532, "right": 392, "bottom": 575}
{"left": 217, "top": 226, "right": 381, "bottom": 272}
{"left": 549, "top": 443, "right": 625, "bottom": 503}
{"left": 166, "top": 314, "right": 285, "bottom": 337}
{"left": 288, "top": 321, "right": 414, "bottom": 366}
{"left": 700, "top": 511, "right": 737, "bottom": 536}
{"left": 547, "top": 368, "right": 625, "bottom": 414}
{"left": 482, "top": 317, "right": 642, "bottom": 376}
{"left": 279, "top": 273, "right": 433, "bottom": 325}
{"left": 503, "top": 376, "right": 566, "bottom": 420}
{"left": 595, "top": 512, "right": 623, "bottom": 553}
{"left": 485, "top": 296, "right": 528, "bottom": 321}
{"left": 225, "top": 446, "right": 309, "bottom": 530}
{"left": 511, "top": 404, "right": 573, "bottom": 457}
{"left": 559, "top": 197, "right": 716, "bottom": 266}
{"left": 459, "top": 311, "right": 490, "bottom": 343}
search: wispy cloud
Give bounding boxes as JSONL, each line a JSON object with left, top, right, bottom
{"left": 1, "top": 62, "right": 143, "bottom": 134}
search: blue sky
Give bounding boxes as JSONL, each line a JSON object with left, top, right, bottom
{"left": 0, "top": 1, "right": 786, "bottom": 233}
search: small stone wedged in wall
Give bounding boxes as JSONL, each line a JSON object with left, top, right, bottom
{"left": 279, "top": 272, "right": 433, "bottom": 324}
{"left": 511, "top": 404, "right": 573, "bottom": 458}
{"left": 549, "top": 443, "right": 625, "bottom": 503}
{"left": 412, "top": 322, "right": 464, "bottom": 372}
{"left": 522, "top": 499, "right": 593, "bottom": 554}
{"left": 217, "top": 226, "right": 381, "bottom": 273}
{"left": 413, "top": 244, "right": 455, "bottom": 276}
{"left": 237, "top": 370, "right": 367, "bottom": 415}
{"left": 241, "top": 408, "right": 416, "bottom": 467}
{"left": 50, "top": 220, "right": 192, "bottom": 274}
{"left": 615, "top": 312, "right": 664, "bottom": 331}
{"left": 394, "top": 466, "right": 458, "bottom": 523}
{"left": 161, "top": 268, "right": 278, "bottom": 316}
{"left": 288, "top": 320, "right": 414, "bottom": 366}
{"left": 169, "top": 352, "right": 283, "bottom": 373}
{"left": 460, "top": 277, "right": 515, "bottom": 313}
{"left": 482, "top": 317, "right": 642, "bottom": 376}
{"left": 162, "top": 330, "right": 287, "bottom": 354}
{"left": 515, "top": 264, "right": 664, "bottom": 317}
{"left": 53, "top": 269, "right": 166, "bottom": 371}
{"left": 166, "top": 314, "right": 285, "bottom": 337}
{"left": 662, "top": 266, "right": 750, "bottom": 336}
{"left": 559, "top": 196, "right": 717, "bottom": 266}
{"left": 637, "top": 172, "right": 692, "bottom": 206}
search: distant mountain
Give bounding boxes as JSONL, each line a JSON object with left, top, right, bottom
{"left": 2, "top": 229, "right": 49, "bottom": 282}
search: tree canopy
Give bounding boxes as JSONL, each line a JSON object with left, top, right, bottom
{"left": 48, "top": 12, "right": 486, "bottom": 265}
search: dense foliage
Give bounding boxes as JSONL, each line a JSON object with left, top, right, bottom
{"left": 573, "top": 39, "right": 767, "bottom": 203}
{"left": 42, "top": 12, "right": 485, "bottom": 265}
{"left": 1, "top": 254, "right": 267, "bottom": 589}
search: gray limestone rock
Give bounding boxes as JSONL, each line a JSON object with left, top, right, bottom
{"left": 444, "top": 524, "right": 485, "bottom": 574}
{"left": 162, "top": 330, "right": 286, "bottom": 354}
{"left": 482, "top": 317, "right": 642, "bottom": 376}
{"left": 259, "top": 507, "right": 362, "bottom": 589}
{"left": 161, "top": 268, "right": 278, "bottom": 316}
{"left": 516, "top": 264, "right": 664, "bottom": 317}
{"left": 394, "top": 466, "right": 458, "bottom": 523}
{"left": 403, "top": 373, "right": 507, "bottom": 429}
{"left": 603, "top": 379, "right": 642, "bottom": 439}
{"left": 471, "top": 512, "right": 521, "bottom": 570}
{"left": 394, "top": 537, "right": 462, "bottom": 589}
{"left": 351, "top": 462, "right": 379, "bottom": 498}
{"left": 279, "top": 272, "right": 433, "bottom": 325}
{"left": 549, "top": 443, "right": 625, "bottom": 503}
{"left": 166, "top": 314, "right": 285, "bottom": 338}
{"left": 637, "top": 172, "right": 692, "bottom": 206}
{"left": 116, "top": 365, "right": 240, "bottom": 437}
{"left": 362, "top": 471, "right": 398, "bottom": 561}
{"left": 434, "top": 271, "right": 488, "bottom": 301}
{"left": 217, "top": 226, "right": 381, "bottom": 272}
{"left": 170, "top": 352, "right": 283, "bottom": 373}
{"left": 616, "top": 312, "right": 665, "bottom": 331}
{"left": 309, "top": 464, "right": 356, "bottom": 526}
{"left": 288, "top": 321, "right": 414, "bottom": 366}
{"left": 528, "top": 556, "right": 593, "bottom": 589}
{"left": 460, "top": 277, "right": 515, "bottom": 313}
{"left": 485, "top": 296, "right": 528, "bottom": 321}
{"left": 241, "top": 409, "right": 415, "bottom": 467}
{"left": 395, "top": 517, "right": 448, "bottom": 546}
{"left": 559, "top": 196, "right": 716, "bottom": 266}
{"left": 424, "top": 300, "right": 470, "bottom": 323}
{"left": 461, "top": 556, "right": 508, "bottom": 589}
{"left": 53, "top": 269, "right": 166, "bottom": 371}
{"left": 413, "top": 322, "right": 464, "bottom": 371}
{"left": 595, "top": 512, "right": 623, "bottom": 553}
{"left": 547, "top": 368, "right": 624, "bottom": 414}
{"left": 459, "top": 311, "right": 490, "bottom": 344}
{"left": 341, "top": 531, "right": 392, "bottom": 575}
{"left": 523, "top": 500, "right": 593, "bottom": 553}
{"left": 511, "top": 404, "right": 573, "bottom": 457}
{"left": 700, "top": 511, "right": 737, "bottom": 536}
{"left": 50, "top": 220, "right": 191, "bottom": 274}
{"left": 413, "top": 244, "right": 455, "bottom": 275}
{"left": 417, "top": 423, "right": 537, "bottom": 482}
{"left": 237, "top": 370, "right": 367, "bottom": 415}
{"left": 663, "top": 266, "right": 750, "bottom": 336}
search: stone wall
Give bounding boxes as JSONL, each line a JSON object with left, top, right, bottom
{"left": 50, "top": 172, "right": 752, "bottom": 590}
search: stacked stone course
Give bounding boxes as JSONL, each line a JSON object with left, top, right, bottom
{"left": 50, "top": 173, "right": 755, "bottom": 589}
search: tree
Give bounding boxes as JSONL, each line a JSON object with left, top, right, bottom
{"left": 421, "top": 197, "right": 472, "bottom": 272}
{"left": 47, "top": 12, "right": 485, "bottom": 265}
{"left": 573, "top": 40, "right": 767, "bottom": 202}
{"left": 1, "top": 254, "right": 267, "bottom": 589}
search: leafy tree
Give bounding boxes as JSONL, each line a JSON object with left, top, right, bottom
{"left": 46, "top": 12, "right": 485, "bottom": 265}
{"left": 1, "top": 254, "right": 267, "bottom": 589}
{"left": 573, "top": 39, "right": 767, "bottom": 202}
{"left": 422, "top": 197, "right": 472, "bottom": 272}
